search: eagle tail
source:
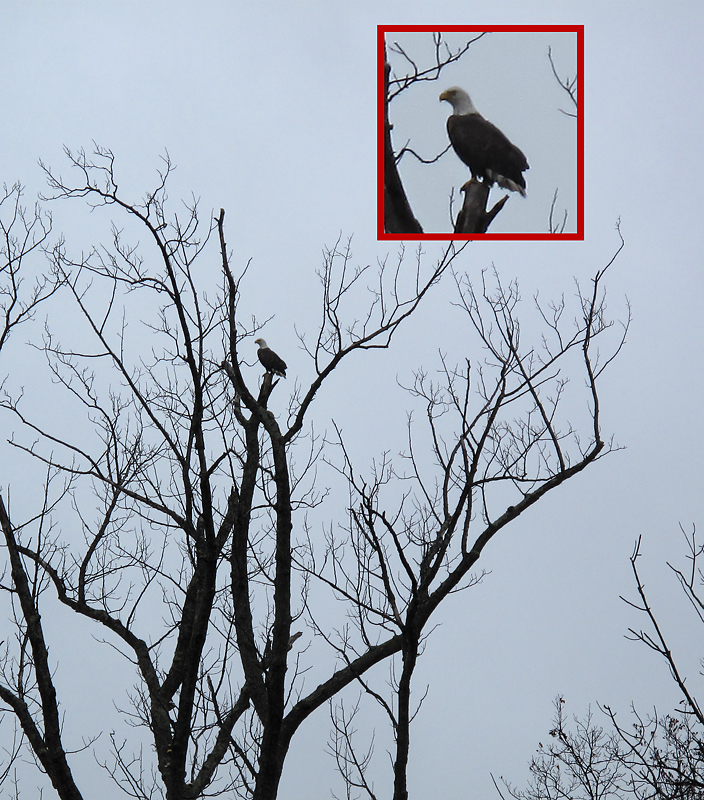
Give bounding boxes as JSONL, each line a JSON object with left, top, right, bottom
{"left": 488, "top": 171, "right": 527, "bottom": 197}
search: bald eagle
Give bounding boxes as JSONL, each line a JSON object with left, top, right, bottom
{"left": 255, "top": 338, "right": 287, "bottom": 378}
{"left": 440, "top": 86, "right": 529, "bottom": 196}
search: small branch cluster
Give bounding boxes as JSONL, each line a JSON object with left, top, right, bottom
{"left": 503, "top": 524, "right": 704, "bottom": 800}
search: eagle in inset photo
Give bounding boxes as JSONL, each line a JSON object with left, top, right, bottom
{"left": 440, "top": 86, "right": 529, "bottom": 196}
{"left": 255, "top": 338, "right": 287, "bottom": 378}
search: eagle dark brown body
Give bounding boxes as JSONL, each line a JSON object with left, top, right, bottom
{"left": 440, "top": 86, "right": 529, "bottom": 196}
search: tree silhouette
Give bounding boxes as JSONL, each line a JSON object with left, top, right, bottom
{"left": 0, "top": 148, "right": 624, "bottom": 800}
{"left": 500, "top": 528, "right": 704, "bottom": 800}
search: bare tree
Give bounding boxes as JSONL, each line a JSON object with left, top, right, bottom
{"left": 497, "top": 697, "right": 628, "bottom": 800}
{"left": 0, "top": 181, "right": 65, "bottom": 795}
{"left": 0, "top": 148, "right": 625, "bottom": 800}
{"left": 500, "top": 528, "right": 704, "bottom": 800}
{"left": 0, "top": 181, "right": 57, "bottom": 350}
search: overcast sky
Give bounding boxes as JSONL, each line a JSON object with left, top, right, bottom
{"left": 2, "top": 2, "right": 704, "bottom": 798}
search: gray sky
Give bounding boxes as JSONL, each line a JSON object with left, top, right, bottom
{"left": 2, "top": 1, "right": 704, "bottom": 798}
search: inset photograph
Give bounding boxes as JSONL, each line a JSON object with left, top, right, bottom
{"left": 380, "top": 26, "right": 583, "bottom": 239}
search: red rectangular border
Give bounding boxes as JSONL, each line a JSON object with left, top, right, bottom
{"left": 378, "top": 25, "right": 584, "bottom": 240}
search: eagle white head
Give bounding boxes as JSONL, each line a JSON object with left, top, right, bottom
{"left": 439, "top": 86, "right": 479, "bottom": 116}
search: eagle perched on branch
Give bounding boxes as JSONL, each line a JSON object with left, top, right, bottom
{"left": 440, "top": 86, "right": 529, "bottom": 196}
{"left": 255, "top": 338, "right": 287, "bottom": 378}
